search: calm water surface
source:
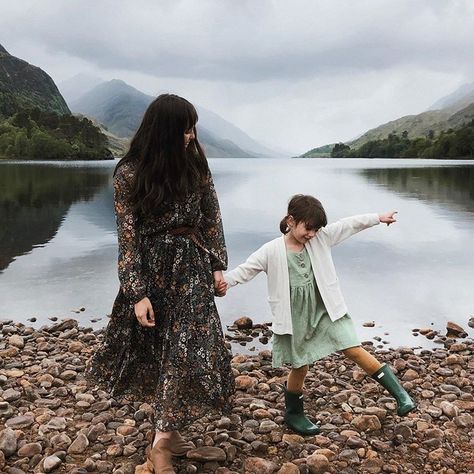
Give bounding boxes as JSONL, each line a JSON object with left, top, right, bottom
{"left": 1, "top": 158, "right": 473, "bottom": 350}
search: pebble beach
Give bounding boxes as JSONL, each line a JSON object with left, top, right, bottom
{"left": 1, "top": 316, "right": 473, "bottom": 474}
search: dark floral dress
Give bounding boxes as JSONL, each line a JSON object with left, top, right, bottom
{"left": 86, "top": 160, "right": 235, "bottom": 431}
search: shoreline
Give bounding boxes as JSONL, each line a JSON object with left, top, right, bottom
{"left": 1, "top": 318, "right": 473, "bottom": 473}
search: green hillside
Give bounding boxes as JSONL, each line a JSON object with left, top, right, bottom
{"left": 0, "top": 44, "right": 112, "bottom": 160}
{"left": 0, "top": 45, "right": 70, "bottom": 117}
{"left": 331, "top": 120, "right": 474, "bottom": 159}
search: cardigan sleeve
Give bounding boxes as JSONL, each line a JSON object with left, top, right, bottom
{"left": 320, "top": 213, "right": 380, "bottom": 247}
{"left": 224, "top": 245, "right": 268, "bottom": 287}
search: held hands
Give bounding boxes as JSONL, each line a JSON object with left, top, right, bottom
{"left": 213, "top": 270, "right": 228, "bottom": 297}
{"left": 379, "top": 210, "right": 398, "bottom": 226}
{"left": 134, "top": 297, "right": 155, "bottom": 328}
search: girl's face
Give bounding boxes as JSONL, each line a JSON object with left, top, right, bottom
{"left": 184, "top": 126, "right": 196, "bottom": 148}
{"left": 288, "top": 217, "right": 319, "bottom": 244}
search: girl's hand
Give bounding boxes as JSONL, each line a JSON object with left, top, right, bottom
{"left": 215, "top": 280, "right": 228, "bottom": 297}
{"left": 213, "top": 270, "right": 227, "bottom": 297}
{"left": 379, "top": 210, "right": 398, "bottom": 226}
{"left": 134, "top": 297, "right": 155, "bottom": 327}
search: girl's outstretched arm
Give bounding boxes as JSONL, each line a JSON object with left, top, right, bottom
{"left": 379, "top": 210, "right": 398, "bottom": 226}
{"left": 320, "top": 213, "right": 381, "bottom": 247}
{"left": 225, "top": 245, "right": 268, "bottom": 287}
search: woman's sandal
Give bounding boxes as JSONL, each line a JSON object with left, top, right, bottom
{"left": 146, "top": 432, "right": 194, "bottom": 473}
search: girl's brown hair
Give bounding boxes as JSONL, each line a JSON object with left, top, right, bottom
{"left": 279, "top": 194, "right": 327, "bottom": 234}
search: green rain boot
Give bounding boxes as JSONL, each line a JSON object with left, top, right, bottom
{"left": 372, "top": 364, "right": 416, "bottom": 416}
{"left": 284, "top": 384, "right": 320, "bottom": 436}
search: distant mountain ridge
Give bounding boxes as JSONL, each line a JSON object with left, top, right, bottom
{"left": 69, "top": 78, "right": 278, "bottom": 158}
{"left": 0, "top": 44, "right": 70, "bottom": 117}
{"left": 302, "top": 81, "right": 474, "bottom": 157}
{"left": 429, "top": 82, "right": 474, "bottom": 111}
{"left": 59, "top": 73, "right": 104, "bottom": 104}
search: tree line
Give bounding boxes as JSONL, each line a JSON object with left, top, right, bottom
{"left": 0, "top": 108, "right": 113, "bottom": 160}
{"left": 331, "top": 120, "right": 474, "bottom": 159}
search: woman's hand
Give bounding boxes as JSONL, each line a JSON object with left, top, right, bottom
{"left": 134, "top": 297, "right": 155, "bottom": 327}
{"left": 379, "top": 210, "right": 398, "bottom": 226}
{"left": 213, "top": 270, "right": 228, "bottom": 297}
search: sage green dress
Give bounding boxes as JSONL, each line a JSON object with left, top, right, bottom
{"left": 272, "top": 247, "right": 360, "bottom": 368}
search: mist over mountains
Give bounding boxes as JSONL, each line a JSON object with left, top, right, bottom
{"left": 61, "top": 76, "right": 281, "bottom": 158}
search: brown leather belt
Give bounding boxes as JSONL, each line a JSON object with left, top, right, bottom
{"left": 166, "top": 226, "right": 210, "bottom": 255}
{"left": 167, "top": 226, "right": 197, "bottom": 236}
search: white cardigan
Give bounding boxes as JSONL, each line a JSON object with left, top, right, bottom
{"left": 225, "top": 213, "right": 380, "bottom": 335}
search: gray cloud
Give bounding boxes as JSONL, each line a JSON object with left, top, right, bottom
{"left": 1, "top": 0, "right": 473, "bottom": 151}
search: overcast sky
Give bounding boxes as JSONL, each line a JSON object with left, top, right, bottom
{"left": 1, "top": 0, "right": 474, "bottom": 153}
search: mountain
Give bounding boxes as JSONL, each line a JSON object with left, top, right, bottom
{"left": 70, "top": 79, "right": 150, "bottom": 137}
{"left": 429, "top": 82, "right": 474, "bottom": 111}
{"left": 58, "top": 73, "right": 104, "bottom": 104}
{"left": 301, "top": 82, "right": 474, "bottom": 157}
{"left": 70, "top": 79, "right": 277, "bottom": 157}
{"left": 300, "top": 144, "right": 335, "bottom": 158}
{"left": 195, "top": 106, "right": 282, "bottom": 157}
{"left": 348, "top": 83, "right": 474, "bottom": 149}
{"left": 0, "top": 45, "right": 112, "bottom": 160}
{"left": 0, "top": 44, "right": 70, "bottom": 117}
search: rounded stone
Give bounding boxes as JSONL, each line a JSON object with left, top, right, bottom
{"left": 0, "top": 428, "right": 18, "bottom": 457}
{"left": 43, "top": 455, "right": 62, "bottom": 473}
{"left": 67, "top": 433, "right": 89, "bottom": 454}
{"left": 186, "top": 446, "right": 226, "bottom": 462}
{"left": 17, "top": 442, "right": 42, "bottom": 458}
{"left": 243, "top": 456, "right": 279, "bottom": 473}
{"left": 8, "top": 335, "right": 25, "bottom": 349}
{"left": 307, "top": 453, "right": 330, "bottom": 474}
{"left": 5, "top": 414, "right": 35, "bottom": 429}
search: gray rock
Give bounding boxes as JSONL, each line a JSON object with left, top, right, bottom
{"left": 258, "top": 420, "right": 279, "bottom": 433}
{"left": 5, "top": 414, "right": 34, "bottom": 429}
{"left": 0, "top": 427, "right": 17, "bottom": 457}
{"left": 0, "top": 401, "right": 14, "bottom": 418}
{"left": 439, "top": 400, "right": 459, "bottom": 418}
{"left": 67, "top": 433, "right": 89, "bottom": 454}
{"left": 43, "top": 455, "right": 62, "bottom": 473}
{"left": 2, "top": 388, "right": 22, "bottom": 402}
{"left": 50, "top": 433, "right": 72, "bottom": 450}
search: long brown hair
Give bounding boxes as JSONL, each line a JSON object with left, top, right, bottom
{"left": 116, "top": 94, "right": 209, "bottom": 214}
{"left": 279, "top": 195, "right": 327, "bottom": 234}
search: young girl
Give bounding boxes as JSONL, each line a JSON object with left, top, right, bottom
{"left": 86, "top": 94, "right": 234, "bottom": 473}
{"left": 224, "top": 194, "right": 416, "bottom": 435}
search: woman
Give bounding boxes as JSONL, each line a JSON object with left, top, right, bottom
{"left": 86, "top": 94, "right": 235, "bottom": 473}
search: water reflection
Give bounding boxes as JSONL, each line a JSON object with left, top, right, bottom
{"left": 361, "top": 166, "right": 474, "bottom": 214}
{"left": 0, "top": 163, "right": 111, "bottom": 272}
{"left": 0, "top": 159, "right": 472, "bottom": 350}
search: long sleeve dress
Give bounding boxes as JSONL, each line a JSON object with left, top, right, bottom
{"left": 86, "top": 160, "right": 235, "bottom": 431}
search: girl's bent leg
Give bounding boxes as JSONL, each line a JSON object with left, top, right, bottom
{"left": 343, "top": 346, "right": 416, "bottom": 416}
{"left": 342, "top": 346, "right": 382, "bottom": 375}
{"left": 287, "top": 364, "right": 309, "bottom": 392}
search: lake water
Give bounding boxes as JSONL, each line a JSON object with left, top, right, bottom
{"left": 1, "top": 158, "right": 473, "bottom": 350}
